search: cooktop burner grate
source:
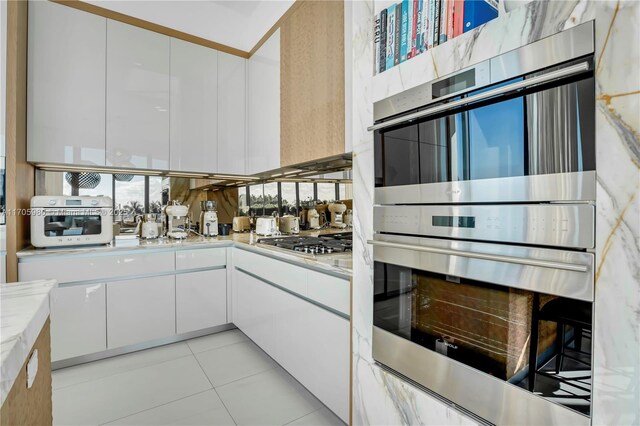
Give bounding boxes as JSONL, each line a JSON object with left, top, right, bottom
{"left": 258, "top": 233, "right": 352, "bottom": 255}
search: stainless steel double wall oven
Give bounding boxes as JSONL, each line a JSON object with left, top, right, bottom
{"left": 369, "top": 22, "right": 596, "bottom": 425}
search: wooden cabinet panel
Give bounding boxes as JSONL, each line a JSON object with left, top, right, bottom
{"left": 280, "top": 0, "right": 345, "bottom": 167}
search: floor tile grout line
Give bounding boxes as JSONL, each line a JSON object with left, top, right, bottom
{"left": 281, "top": 407, "right": 324, "bottom": 426}
{"left": 190, "top": 345, "right": 239, "bottom": 426}
{"left": 97, "top": 387, "right": 215, "bottom": 426}
{"left": 52, "top": 348, "right": 195, "bottom": 392}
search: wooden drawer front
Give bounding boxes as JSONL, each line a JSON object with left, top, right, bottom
{"left": 234, "top": 249, "right": 307, "bottom": 296}
{"left": 306, "top": 270, "right": 350, "bottom": 316}
{"left": 175, "top": 248, "right": 226, "bottom": 271}
{"left": 19, "top": 251, "right": 175, "bottom": 284}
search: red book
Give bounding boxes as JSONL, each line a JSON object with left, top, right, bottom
{"left": 453, "top": 0, "right": 464, "bottom": 37}
{"left": 447, "top": 0, "right": 455, "bottom": 41}
{"left": 411, "top": 0, "right": 419, "bottom": 57}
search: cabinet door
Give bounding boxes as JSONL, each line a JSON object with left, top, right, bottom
{"left": 106, "top": 276, "right": 175, "bottom": 349}
{"left": 170, "top": 39, "right": 218, "bottom": 173}
{"left": 234, "top": 269, "right": 275, "bottom": 354}
{"left": 176, "top": 269, "right": 227, "bottom": 334}
{"left": 51, "top": 283, "right": 107, "bottom": 362}
{"left": 106, "top": 20, "right": 170, "bottom": 170}
{"left": 28, "top": 1, "right": 106, "bottom": 166}
{"left": 280, "top": 0, "right": 345, "bottom": 166}
{"left": 247, "top": 29, "right": 280, "bottom": 175}
{"left": 217, "top": 52, "right": 246, "bottom": 175}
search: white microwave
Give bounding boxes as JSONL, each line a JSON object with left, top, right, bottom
{"left": 31, "top": 196, "right": 113, "bottom": 248}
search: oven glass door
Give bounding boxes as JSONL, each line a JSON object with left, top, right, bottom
{"left": 374, "top": 67, "right": 595, "bottom": 190}
{"left": 373, "top": 259, "right": 593, "bottom": 416}
{"left": 43, "top": 213, "right": 103, "bottom": 237}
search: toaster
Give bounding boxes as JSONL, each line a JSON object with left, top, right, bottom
{"left": 255, "top": 217, "right": 277, "bottom": 236}
{"left": 279, "top": 215, "right": 300, "bottom": 234}
{"left": 232, "top": 216, "right": 251, "bottom": 232}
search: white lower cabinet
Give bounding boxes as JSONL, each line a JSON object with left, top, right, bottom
{"left": 106, "top": 275, "right": 176, "bottom": 349}
{"left": 176, "top": 269, "right": 227, "bottom": 334}
{"left": 233, "top": 268, "right": 349, "bottom": 422}
{"left": 50, "top": 283, "right": 107, "bottom": 362}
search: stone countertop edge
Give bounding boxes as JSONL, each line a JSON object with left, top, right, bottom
{"left": 16, "top": 232, "right": 353, "bottom": 278}
{"left": 0, "top": 279, "right": 57, "bottom": 407}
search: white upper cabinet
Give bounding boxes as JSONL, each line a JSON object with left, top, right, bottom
{"left": 247, "top": 29, "right": 280, "bottom": 175}
{"left": 217, "top": 52, "right": 247, "bottom": 175}
{"left": 170, "top": 39, "right": 218, "bottom": 173}
{"left": 106, "top": 20, "right": 170, "bottom": 170}
{"left": 27, "top": 1, "right": 106, "bottom": 166}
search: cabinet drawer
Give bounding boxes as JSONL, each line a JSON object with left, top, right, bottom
{"left": 307, "top": 270, "right": 350, "bottom": 316}
{"left": 19, "top": 251, "right": 175, "bottom": 284}
{"left": 234, "top": 249, "right": 307, "bottom": 296}
{"left": 175, "top": 248, "right": 226, "bottom": 271}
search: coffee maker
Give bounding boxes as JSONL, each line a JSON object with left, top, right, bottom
{"left": 328, "top": 202, "right": 347, "bottom": 228}
{"left": 199, "top": 200, "right": 218, "bottom": 237}
{"left": 164, "top": 202, "right": 189, "bottom": 239}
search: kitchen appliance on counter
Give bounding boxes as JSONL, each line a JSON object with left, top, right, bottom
{"left": 232, "top": 216, "right": 251, "bottom": 233}
{"left": 279, "top": 215, "right": 300, "bottom": 234}
{"left": 30, "top": 195, "right": 114, "bottom": 248}
{"left": 258, "top": 232, "right": 352, "bottom": 255}
{"left": 328, "top": 202, "right": 347, "bottom": 228}
{"left": 199, "top": 200, "right": 218, "bottom": 237}
{"left": 343, "top": 209, "right": 353, "bottom": 227}
{"left": 164, "top": 202, "right": 189, "bottom": 239}
{"left": 307, "top": 207, "right": 320, "bottom": 230}
{"left": 139, "top": 213, "right": 160, "bottom": 239}
{"left": 369, "top": 22, "right": 595, "bottom": 426}
{"left": 256, "top": 216, "right": 277, "bottom": 236}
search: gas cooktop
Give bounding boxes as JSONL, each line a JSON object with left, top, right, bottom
{"left": 257, "top": 232, "right": 352, "bottom": 255}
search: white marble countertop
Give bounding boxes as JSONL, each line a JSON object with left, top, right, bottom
{"left": 17, "top": 230, "right": 352, "bottom": 278}
{"left": 0, "top": 279, "right": 57, "bottom": 406}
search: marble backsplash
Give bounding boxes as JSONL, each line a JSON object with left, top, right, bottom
{"left": 351, "top": 0, "right": 639, "bottom": 425}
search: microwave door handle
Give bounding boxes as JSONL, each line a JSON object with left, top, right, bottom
{"left": 367, "top": 61, "right": 590, "bottom": 132}
{"left": 366, "top": 239, "right": 589, "bottom": 273}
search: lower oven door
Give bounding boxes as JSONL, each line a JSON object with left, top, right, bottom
{"left": 370, "top": 234, "right": 593, "bottom": 425}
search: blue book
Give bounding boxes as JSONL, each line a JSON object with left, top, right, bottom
{"left": 386, "top": 4, "right": 396, "bottom": 70}
{"left": 463, "top": 0, "right": 498, "bottom": 33}
{"left": 400, "top": 0, "right": 409, "bottom": 61}
{"left": 417, "top": 0, "right": 424, "bottom": 53}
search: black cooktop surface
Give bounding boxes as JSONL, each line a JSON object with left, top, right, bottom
{"left": 257, "top": 232, "right": 352, "bottom": 255}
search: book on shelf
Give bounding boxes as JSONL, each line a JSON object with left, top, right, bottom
{"left": 394, "top": 2, "right": 402, "bottom": 65}
{"left": 386, "top": 4, "right": 395, "bottom": 70}
{"left": 463, "top": 0, "right": 499, "bottom": 33}
{"left": 453, "top": 0, "right": 464, "bottom": 37}
{"left": 374, "top": 14, "right": 381, "bottom": 74}
{"left": 433, "top": 0, "right": 441, "bottom": 46}
{"left": 411, "top": 0, "right": 419, "bottom": 58}
{"left": 400, "top": 0, "right": 408, "bottom": 62}
{"left": 379, "top": 8, "right": 388, "bottom": 74}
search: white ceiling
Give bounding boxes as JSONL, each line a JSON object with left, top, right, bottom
{"left": 86, "top": 0, "right": 295, "bottom": 52}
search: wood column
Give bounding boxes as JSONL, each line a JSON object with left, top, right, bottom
{"left": 5, "top": 0, "right": 34, "bottom": 282}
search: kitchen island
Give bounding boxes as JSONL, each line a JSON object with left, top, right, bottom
{"left": 0, "top": 279, "right": 57, "bottom": 426}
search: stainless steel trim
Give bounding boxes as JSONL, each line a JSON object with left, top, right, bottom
{"left": 368, "top": 61, "right": 589, "bottom": 132}
{"left": 370, "top": 234, "right": 594, "bottom": 301}
{"left": 372, "top": 327, "right": 590, "bottom": 426}
{"left": 374, "top": 170, "right": 596, "bottom": 205}
{"left": 368, "top": 239, "right": 588, "bottom": 272}
{"left": 373, "top": 60, "right": 491, "bottom": 122}
{"left": 490, "top": 21, "right": 595, "bottom": 84}
{"left": 374, "top": 203, "right": 595, "bottom": 249}
{"left": 52, "top": 323, "right": 237, "bottom": 369}
{"left": 372, "top": 21, "right": 594, "bottom": 123}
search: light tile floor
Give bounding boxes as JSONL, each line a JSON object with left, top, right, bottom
{"left": 52, "top": 329, "right": 345, "bottom": 426}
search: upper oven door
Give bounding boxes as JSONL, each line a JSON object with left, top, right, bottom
{"left": 373, "top": 61, "right": 595, "bottom": 205}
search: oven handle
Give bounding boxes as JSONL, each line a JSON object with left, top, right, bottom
{"left": 367, "top": 61, "right": 590, "bottom": 132}
{"left": 367, "top": 239, "right": 589, "bottom": 272}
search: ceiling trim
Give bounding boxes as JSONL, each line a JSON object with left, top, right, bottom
{"left": 50, "top": 0, "right": 251, "bottom": 58}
